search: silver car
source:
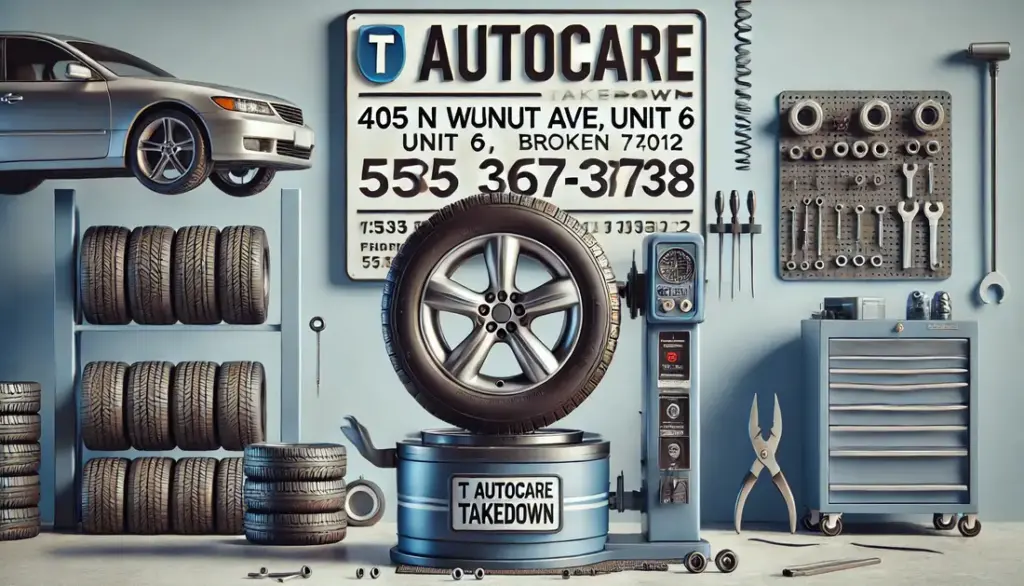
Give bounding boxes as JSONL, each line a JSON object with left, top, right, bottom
{"left": 0, "top": 32, "right": 314, "bottom": 196}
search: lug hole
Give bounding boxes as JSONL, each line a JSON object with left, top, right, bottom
{"left": 508, "top": 293, "right": 520, "bottom": 303}
{"left": 496, "top": 328, "right": 507, "bottom": 340}
{"left": 495, "top": 380, "right": 505, "bottom": 388}
{"left": 513, "top": 305, "right": 525, "bottom": 316}
{"left": 478, "top": 305, "right": 490, "bottom": 316}
{"left": 506, "top": 322, "right": 517, "bottom": 333}
{"left": 497, "top": 291, "right": 508, "bottom": 302}
{"left": 485, "top": 322, "right": 497, "bottom": 333}
{"left": 484, "top": 292, "right": 496, "bottom": 303}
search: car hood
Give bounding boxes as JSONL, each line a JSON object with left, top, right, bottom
{"left": 156, "top": 78, "right": 291, "bottom": 104}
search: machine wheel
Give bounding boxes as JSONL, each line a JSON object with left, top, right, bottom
{"left": 217, "top": 226, "right": 270, "bottom": 324}
{"left": 683, "top": 552, "right": 708, "bottom": 574}
{"left": 382, "top": 193, "right": 620, "bottom": 434}
{"left": 209, "top": 167, "right": 276, "bottom": 197}
{"left": 125, "top": 457, "right": 173, "bottom": 534}
{"left": 0, "top": 414, "right": 41, "bottom": 443}
{"left": 81, "top": 458, "right": 129, "bottom": 534}
{"left": 344, "top": 478, "right": 386, "bottom": 527}
{"left": 0, "top": 172, "right": 43, "bottom": 195}
{"left": 172, "top": 225, "right": 220, "bottom": 324}
{"left": 801, "top": 512, "right": 819, "bottom": 532}
{"left": 0, "top": 507, "right": 40, "bottom": 541}
{"left": 215, "top": 361, "right": 267, "bottom": 450}
{"left": 715, "top": 549, "right": 739, "bottom": 573}
{"left": 243, "top": 511, "right": 347, "bottom": 545}
{"left": 126, "top": 226, "right": 176, "bottom": 324}
{"left": 820, "top": 515, "right": 844, "bottom": 537}
{"left": 81, "top": 362, "right": 130, "bottom": 450}
{"left": 933, "top": 513, "right": 957, "bottom": 531}
{"left": 451, "top": 568, "right": 464, "bottom": 580}
{"left": 0, "top": 381, "right": 41, "bottom": 414}
{"left": 0, "top": 443, "right": 40, "bottom": 476}
{"left": 126, "top": 361, "right": 175, "bottom": 450}
{"left": 127, "top": 109, "right": 210, "bottom": 195}
{"left": 80, "top": 226, "right": 131, "bottom": 325}
{"left": 243, "top": 443, "right": 346, "bottom": 481}
{"left": 215, "top": 457, "right": 245, "bottom": 535}
{"left": 244, "top": 478, "right": 346, "bottom": 513}
{"left": 957, "top": 515, "right": 982, "bottom": 537}
{"left": 172, "top": 457, "right": 217, "bottom": 534}
{"left": 0, "top": 475, "right": 40, "bottom": 508}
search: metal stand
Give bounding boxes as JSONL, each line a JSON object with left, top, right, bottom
{"left": 51, "top": 188, "right": 303, "bottom": 529}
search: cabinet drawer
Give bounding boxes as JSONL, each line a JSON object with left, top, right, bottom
{"left": 829, "top": 484, "right": 968, "bottom": 505}
{"left": 828, "top": 449, "right": 968, "bottom": 485}
{"left": 829, "top": 427, "right": 967, "bottom": 449}
{"left": 829, "top": 404, "right": 968, "bottom": 426}
{"left": 829, "top": 338, "right": 969, "bottom": 358}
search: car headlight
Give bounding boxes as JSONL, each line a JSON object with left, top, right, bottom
{"left": 211, "top": 97, "right": 274, "bottom": 116}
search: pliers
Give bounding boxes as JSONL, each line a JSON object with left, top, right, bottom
{"left": 734, "top": 393, "right": 797, "bottom": 534}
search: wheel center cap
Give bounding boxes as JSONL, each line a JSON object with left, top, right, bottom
{"left": 491, "top": 304, "right": 512, "bottom": 323}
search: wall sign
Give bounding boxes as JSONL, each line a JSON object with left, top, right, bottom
{"left": 345, "top": 10, "right": 707, "bottom": 281}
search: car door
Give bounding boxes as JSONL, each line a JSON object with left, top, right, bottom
{"left": 0, "top": 36, "right": 111, "bottom": 163}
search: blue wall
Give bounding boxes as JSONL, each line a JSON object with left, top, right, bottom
{"left": 1, "top": 0, "right": 1022, "bottom": 525}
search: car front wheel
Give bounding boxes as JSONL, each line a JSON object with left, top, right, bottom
{"left": 0, "top": 172, "right": 44, "bottom": 195}
{"left": 127, "top": 109, "right": 210, "bottom": 195}
{"left": 209, "top": 168, "right": 276, "bottom": 197}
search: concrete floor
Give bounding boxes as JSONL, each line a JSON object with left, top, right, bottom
{"left": 1, "top": 522, "right": 1019, "bottom": 585}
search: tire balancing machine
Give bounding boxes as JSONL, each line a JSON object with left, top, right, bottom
{"left": 603, "top": 232, "right": 735, "bottom": 574}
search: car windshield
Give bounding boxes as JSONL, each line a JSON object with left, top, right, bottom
{"left": 68, "top": 41, "right": 173, "bottom": 78}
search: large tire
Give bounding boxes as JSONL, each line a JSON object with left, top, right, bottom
{"left": 171, "top": 361, "right": 218, "bottom": 450}
{"left": 126, "top": 226, "right": 176, "bottom": 324}
{"left": 216, "top": 361, "right": 266, "bottom": 450}
{"left": 244, "top": 479, "right": 346, "bottom": 514}
{"left": 172, "top": 457, "right": 217, "bottom": 534}
{"left": 0, "top": 507, "right": 40, "bottom": 541}
{"left": 172, "top": 226, "right": 220, "bottom": 324}
{"left": 244, "top": 511, "right": 347, "bottom": 546}
{"left": 0, "top": 475, "right": 41, "bottom": 508}
{"left": 0, "top": 172, "right": 44, "bottom": 196}
{"left": 209, "top": 168, "right": 276, "bottom": 197}
{"left": 0, "top": 381, "right": 41, "bottom": 414}
{"left": 81, "top": 457, "right": 129, "bottom": 534}
{"left": 0, "top": 443, "right": 40, "bottom": 476}
{"left": 80, "top": 362, "right": 130, "bottom": 451}
{"left": 382, "top": 193, "right": 620, "bottom": 433}
{"left": 344, "top": 478, "right": 386, "bottom": 527}
{"left": 126, "top": 361, "right": 175, "bottom": 450}
{"left": 216, "top": 226, "right": 270, "bottom": 324}
{"left": 215, "top": 457, "right": 245, "bottom": 535}
{"left": 127, "top": 109, "right": 211, "bottom": 195}
{"left": 0, "top": 414, "right": 41, "bottom": 443}
{"left": 80, "top": 226, "right": 131, "bottom": 325}
{"left": 243, "top": 443, "right": 346, "bottom": 481}
{"left": 126, "top": 457, "right": 173, "bottom": 534}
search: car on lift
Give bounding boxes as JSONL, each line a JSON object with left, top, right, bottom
{"left": 0, "top": 31, "right": 314, "bottom": 196}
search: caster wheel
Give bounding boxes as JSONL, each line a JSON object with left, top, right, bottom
{"left": 474, "top": 568, "right": 485, "bottom": 580}
{"left": 820, "top": 516, "right": 844, "bottom": 537}
{"left": 933, "top": 513, "right": 957, "bottom": 531}
{"left": 356, "top": 568, "right": 364, "bottom": 579}
{"left": 683, "top": 552, "right": 708, "bottom": 574}
{"left": 715, "top": 549, "right": 739, "bottom": 573}
{"left": 451, "top": 568, "right": 464, "bottom": 580}
{"left": 957, "top": 516, "right": 982, "bottom": 537}
{"left": 802, "top": 513, "right": 819, "bottom": 532}
{"left": 369, "top": 567, "right": 380, "bottom": 579}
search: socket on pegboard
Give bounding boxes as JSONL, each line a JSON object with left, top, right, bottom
{"left": 777, "top": 91, "right": 952, "bottom": 281}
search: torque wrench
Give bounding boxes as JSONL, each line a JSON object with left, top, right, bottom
{"left": 309, "top": 317, "right": 326, "bottom": 397}
{"left": 874, "top": 206, "right": 886, "bottom": 247}
{"left": 924, "top": 202, "right": 944, "bottom": 270}
{"left": 898, "top": 201, "right": 920, "bottom": 269}
{"left": 901, "top": 163, "right": 918, "bottom": 199}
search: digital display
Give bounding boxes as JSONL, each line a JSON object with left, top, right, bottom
{"left": 658, "top": 331, "right": 690, "bottom": 381}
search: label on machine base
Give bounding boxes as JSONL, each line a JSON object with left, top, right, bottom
{"left": 657, "top": 331, "right": 691, "bottom": 391}
{"left": 450, "top": 476, "right": 563, "bottom": 533}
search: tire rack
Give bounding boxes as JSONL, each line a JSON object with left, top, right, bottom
{"left": 51, "top": 188, "right": 303, "bottom": 530}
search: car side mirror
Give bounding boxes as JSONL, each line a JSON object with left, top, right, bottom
{"left": 65, "top": 62, "right": 92, "bottom": 81}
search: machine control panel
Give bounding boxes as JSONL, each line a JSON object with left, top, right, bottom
{"left": 658, "top": 394, "right": 690, "bottom": 471}
{"left": 656, "top": 331, "right": 690, "bottom": 391}
{"left": 653, "top": 244, "right": 699, "bottom": 318}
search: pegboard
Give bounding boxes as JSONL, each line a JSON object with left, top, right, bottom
{"left": 777, "top": 91, "right": 953, "bottom": 281}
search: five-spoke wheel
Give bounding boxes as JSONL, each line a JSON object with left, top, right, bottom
{"left": 128, "top": 110, "right": 210, "bottom": 195}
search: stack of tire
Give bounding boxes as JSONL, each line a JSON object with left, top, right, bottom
{"left": 242, "top": 443, "right": 349, "bottom": 545}
{"left": 0, "top": 382, "right": 42, "bottom": 541}
{"left": 79, "top": 224, "right": 270, "bottom": 326}
{"left": 81, "top": 456, "right": 244, "bottom": 535}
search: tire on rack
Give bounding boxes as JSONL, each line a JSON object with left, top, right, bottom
{"left": 126, "top": 361, "right": 175, "bottom": 450}
{"left": 215, "top": 361, "right": 266, "bottom": 450}
{"left": 244, "top": 510, "right": 347, "bottom": 545}
{"left": 79, "top": 226, "right": 131, "bottom": 325}
{"left": 0, "top": 475, "right": 41, "bottom": 508}
{"left": 172, "top": 225, "right": 220, "bottom": 324}
{"left": 0, "top": 381, "right": 41, "bottom": 414}
{"left": 209, "top": 168, "right": 277, "bottom": 198}
{"left": 244, "top": 479, "right": 346, "bottom": 514}
{"left": 382, "top": 193, "right": 620, "bottom": 434}
{"left": 216, "top": 226, "right": 270, "bottom": 325}
{"left": 126, "top": 108, "right": 211, "bottom": 195}
{"left": 126, "top": 457, "right": 174, "bottom": 534}
{"left": 344, "top": 478, "right": 385, "bottom": 527}
{"left": 243, "top": 443, "right": 346, "bottom": 482}
{"left": 0, "top": 414, "right": 41, "bottom": 443}
{"left": 126, "top": 226, "right": 176, "bottom": 324}
{"left": 80, "top": 362, "right": 130, "bottom": 451}
{"left": 81, "top": 457, "right": 129, "bottom": 534}
{"left": 215, "top": 457, "right": 245, "bottom": 535}
{"left": 172, "top": 457, "right": 217, "bottom": 534}
{"left": 0, "top": 443, "right": 40, "bottom": 476}
{"left": 0, "top": 507, "right": 40, "bottom": 541}
{"left": 171, "top": 361, "right": 219, "bottom": 450}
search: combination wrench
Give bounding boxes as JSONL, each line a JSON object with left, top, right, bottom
{"left": 852, "top": 205, "right": 866, "bottom": 266}
{"left": 923, "top": 202, "right": 945, "bottom": 270}
{"left": 800, "top": 198, "right": 811, "bottom": 270}
{"left": 898, "top": 201, "right": 920, "bottom": 269}
{"left": 786, "top": 205, "right": 797, "bottom": 271}
{"left": 834, "top": 203, "right": 845, "bottom": 240}
{"left": 813, "top": 197, "right": 825, "bottom": 269}
{"left": 901, "top": 163, "right": 918, "bottom": 199}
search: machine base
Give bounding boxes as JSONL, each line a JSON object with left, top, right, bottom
{"left": 391, "top": 538, "right": 710, "bottom": 571}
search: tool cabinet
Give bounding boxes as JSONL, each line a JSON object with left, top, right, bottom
{"left": 801, "top": 319, "right": 980, "bottom": 537}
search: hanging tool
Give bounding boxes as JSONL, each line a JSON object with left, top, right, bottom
{"left": 309, "top": 316, "right": 326, "bottom": 397}
{"left": 715, "top": 191, "right": 725, "bottom": 299}
{"left": 814, "top": 198, "right": 824, "bottom": 259}
{"left": 901, "top": 163, "right": 918, "bottom": 199}
{"left": 834, "top": 203, "right": 844, "bottom": 239}
{"left": 874, "top": 205, "right": 886, "bottom": 247}
{"left": 747, "top": 190, "right": 756, "bottom": 297}
{"left": 785, "top": 205, "right": 797, "bottom": 272}
{"left": 800, "top": 198, "right": 811, "bottom": 270}
{"left": 924, "top": 201, "right": 944, "bottom": 271}
{"left": 734, "top": 393, "right": 797, "bottom": 534}
{"left": 730, "top": 190, "right": 741, "bottom": 298}
{"left": 967, "top": 41, "right": 1011, "bottom": 303}
{"left": 927, "top": 163, "right": 934, "bottom": 194}
{"left": 898, "top": 201, "right": 919, "bottom": 269}
{"left": 783, "top": 558, "right": 880, "bottom": 577}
